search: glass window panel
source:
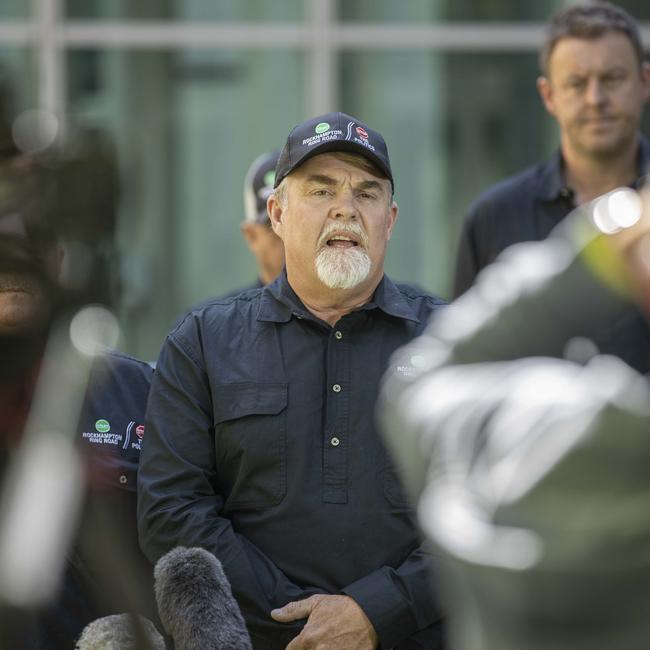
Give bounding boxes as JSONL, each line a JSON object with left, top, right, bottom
{"left": 340, "top": 51, "right": 557, "bottom": 299}
{"left": 338, "top": 0, "right": 567, "bottom": 22}
{"left": 338, "top": 0, "right": 650, "bottom": 22}
{"left": 0, "top": 1, "right": 29, "bottom": 18}
{"left": 67, "top": 48, "right": 304, "bottom": 360}
{"left": 66, "top": 0, "right": 305, "bottom": 21}
{"left": 0, "top": 48, "right": 37, "bottom": 119}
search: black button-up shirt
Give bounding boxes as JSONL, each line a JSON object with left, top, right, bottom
{"left": 454, "top": 135, "right": 650, "bottom": 298}
{"left": 453, "top": 136, "right": 650, "bottom": 373}
{"left": 138, "top": 272, "right": 446, "bottom": 650}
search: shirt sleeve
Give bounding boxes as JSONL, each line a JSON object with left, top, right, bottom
{"left": 137, "top": 325, "right": 325, "bottom": 641}
{"left": 341, "top": 541, "right": 444, "bottom": 649}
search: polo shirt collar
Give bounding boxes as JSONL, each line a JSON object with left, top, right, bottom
{"left": 537, "top": 134, "right": 650, "bottom": 201}
{"left": 257, "top": 270, "right": 421, "bottom": 324}
{"left": 534, "top": 150, "right": 570, "bottom": 202}
{"left": 364, "top": 275, "right": 421, "bottom": 323}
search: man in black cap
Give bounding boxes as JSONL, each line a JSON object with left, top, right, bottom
{"left": 138, "top": 112, "right": 446, "bottom": 649}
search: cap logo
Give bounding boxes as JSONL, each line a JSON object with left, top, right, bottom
{"left": 262, "top": 170, "right": 275, "bottom": 188}
{"left": 136, "top": 424, "right": 145, "bottom": 440}
{"left": 95, "top": 419, "right": 110, "bottom": 433}
{"left": 356, "top": 126, "right": 369, "bottom": 139}
{"left": 315, "top": 122, "right": 330, "bottom": 134}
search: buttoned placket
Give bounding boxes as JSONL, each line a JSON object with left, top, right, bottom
{"left": 322, "top": 321, "right": 350, "bottom": 503}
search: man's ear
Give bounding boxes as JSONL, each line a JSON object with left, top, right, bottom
{"left": 641, "top": 62, "right": 650, "bottom": 103}
{"left": 267, "top": 195, "right": 284, "bottom": 239}
{"left": 537, "top": 76, "right": 556, "bottom": 117}
{"left": 386, "top": 201, "right": 399, "bottom": 241}
{"left": 241, "top": 222, "right": 258, "bottom": 247}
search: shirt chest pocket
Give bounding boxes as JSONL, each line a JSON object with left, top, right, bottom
{"left": 213, "top": 382, "right": 288, "bottom": 511}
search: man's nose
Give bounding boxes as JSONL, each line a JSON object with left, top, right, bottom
{"left": 330, "top": 190, "right": 358, "bottom": 220}
{"left": 585, "top": 78, "right": 606, "bottom": 107}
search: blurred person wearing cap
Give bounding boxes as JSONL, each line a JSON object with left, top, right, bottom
{"left": 239, "top": 150, "right": 285, "bottom": 291}
{"left": 138, "top": 112, "right": 446, "bottom": 649}
{"left": 0, "top": 163, "right": 158, "bottom": 647}
{"left": 380, "top": 185, "right": 650, "bottom": 650}
{"left": 453, "top": 2, "right": 650, "bottom": 370}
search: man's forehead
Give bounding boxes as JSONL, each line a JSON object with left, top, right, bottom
{"left": 292, "top": 153, "right": 389, "bottom": 186}
{"left": 549, "top": 32, "right": 638, "bottom": 72}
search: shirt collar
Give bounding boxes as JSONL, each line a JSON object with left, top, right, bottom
{"left": 537, "top": 134, "right": 650, "bottom": 201}
{"left": 534, "top": 150, "right": 570, "bottom": 202}
{"left": 257, "top": 270, "right": 421, "bottom": 324}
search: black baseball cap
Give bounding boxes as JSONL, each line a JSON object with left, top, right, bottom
{"left": 243, "top": 150, "right": 280, "bottom": 225}
{"left": 274, "top": 112, "right": 394, "bottom": 191}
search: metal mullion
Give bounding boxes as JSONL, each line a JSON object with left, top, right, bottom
{"left": 308, "top": 0, "right": 337, "bottom": 114}
{"left": 58, "top": 21, "right": 313, "bottom": 48}
{"left": 0, "top": 22, "right": 34, "bottom": 44}
{"left": 33, "top": 0, "right": 65, "bottom": 130}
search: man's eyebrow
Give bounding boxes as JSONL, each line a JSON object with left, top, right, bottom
{"left": 357, "top": 180, "right": 383, "bottom": 192}
{"left": 304, "top": 174, "right": 338, "bottom": 186}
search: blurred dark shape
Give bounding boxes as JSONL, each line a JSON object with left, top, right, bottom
{"left": 39, "top": 127, "right": 121, "bottom": 308}
{"left": 0, "top": 164, "right": 61, "bottom": 451}
{"left": 0, "top": 82, "right": 20, "bottom": 162}
{"left": 0, "top": 151, "right": 152, "bottom": 647}
{"left": 381, "top": 212, "right": 650, "bottom": 650}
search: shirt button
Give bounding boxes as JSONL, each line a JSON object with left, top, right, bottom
{"left": 331, "top": 437, "right": 340, "bottom": 446}
{"left": 335, "top": 331, "right": 343, "bottom": 340}
{"left": 332, "top": 384, "right": 341, "bottom": 393}
{"left": 119, "top": 475, "right": 128, "bottom": 485}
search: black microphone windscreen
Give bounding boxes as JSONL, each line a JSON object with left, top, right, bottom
{"left": 154, "top": 546, "right": 252, "bottom": 650}
{"left": 75, "top": 613, "right": 166, "bottom": 649}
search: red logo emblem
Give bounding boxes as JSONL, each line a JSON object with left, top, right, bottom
{"left": 356, "top": 127, "right": 368, "bottom": 139}
{"left": 136, "top": 424, "right": 145, "bottom": 440}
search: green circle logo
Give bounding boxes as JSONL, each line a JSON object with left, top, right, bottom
{"left": 315, "top": 122, "right": 330, "bottom": 134}
{"left": 95, "top": 419, "right": 110, "bottom": 433}
{"left": 263, "top": 170, "right": 275, "bottom": 187}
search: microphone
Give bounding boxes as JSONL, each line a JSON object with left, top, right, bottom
{"left": 75, "top": 613, "right": 166, "bottom": 649}
{"left": 154, "top": 546, "right": 252, "bottom": 650}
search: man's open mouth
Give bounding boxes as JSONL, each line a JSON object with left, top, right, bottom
{"left": 326, "top": 234, "right": 360, "bottom": 248}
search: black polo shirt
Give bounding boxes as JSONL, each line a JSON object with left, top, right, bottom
{"left": 453, "top": 136, "right": 650, "bottom": 373}
{"left": 35, "top": 350, "right": 156, "bottom": 649}
{"left": 138, "top": 272, "right": 446, "bottom": 650}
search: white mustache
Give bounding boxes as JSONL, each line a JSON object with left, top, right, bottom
{"left": 317, "top": 222, "right": 369, "bottom": 249}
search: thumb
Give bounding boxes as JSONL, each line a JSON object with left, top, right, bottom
{"left": 271, "top": 595, "right": 321, "bottom": 622}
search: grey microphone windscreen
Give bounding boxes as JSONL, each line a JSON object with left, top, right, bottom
{"left": 75, "top": 613, "right": 166, "bottom": 649}
{"left": 154, "top": 546, "right": 252, "bottom": 650}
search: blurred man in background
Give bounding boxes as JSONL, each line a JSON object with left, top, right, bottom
{"left": 455, "top": 2, "right": 650, "bottom": 298}
{"left": 238, "top": 150, "right": 285, "bottom": 292}
{"left": 454, "top": 2, "right": 650, "bottom": 372}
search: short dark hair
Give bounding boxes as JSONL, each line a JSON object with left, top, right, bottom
{"left": 540, "top": 2, "right": 644, "bottom": 75}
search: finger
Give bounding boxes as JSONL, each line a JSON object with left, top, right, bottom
{"left": 271, "top": 596, "right": 319, "bottom": 622}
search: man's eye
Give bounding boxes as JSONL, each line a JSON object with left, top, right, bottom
{"left": 603, "top": 72, "right": 625, "bottom": 85}
{"left": 568, "top": 79, "right": 586, "bottom": 90}
{"left": 358, "top": 192, "right": 376, "bottom": 200}
{"left": 312, "top": 189, "right": 331, "bottom": 196}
